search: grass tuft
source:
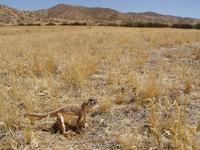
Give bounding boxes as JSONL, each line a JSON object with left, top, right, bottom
{"left": 98, "top": 98, "right": 113, "bottom": 113}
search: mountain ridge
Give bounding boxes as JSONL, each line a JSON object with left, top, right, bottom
{"left": 0, "top": 3, "right": 200, "bottom": 26}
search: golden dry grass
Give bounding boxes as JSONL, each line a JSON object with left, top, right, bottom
{"left": 0, "top": 26, "right": 200, "bottom": 149}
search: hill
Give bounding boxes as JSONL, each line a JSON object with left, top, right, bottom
{"left": 0, "top": 3, "right": 200, "bottom": 26}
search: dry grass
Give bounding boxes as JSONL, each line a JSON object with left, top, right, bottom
{"left": 116, "top": 130, "right": 142, "bottom": 150}
{"left": 61, "top": 52, "right": 98, "bottom": 87}
{"left": 114, "top": 94, "right": 125, "bottom": 105}
{"left": 139, "top": 76, "right": 163, "bottom": 100}
{"left": 147, "top": 98, "right": 199, "bottom": 149}
{"left": 184, "top": 78, "right": 193, "bottom": 94}
{"left": 98, "top": 98, "right": 113, "bottom": 113}
{"left": 0, "top": 26, "right": 200, "bottom": 149}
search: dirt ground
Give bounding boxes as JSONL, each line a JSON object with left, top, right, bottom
{"left": 0, "top": 26, "right": 200, "bottom": 150}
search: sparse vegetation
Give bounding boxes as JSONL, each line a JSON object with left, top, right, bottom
{"left": 98, "top": 98, "right": 113, "bottom": 113}
{"left": 194, "top": 23, "right": 200, "bottom": 29}
{"left": 122, "top": 21, "right": 169, "bottom": 28}
{"left": 171, "top": 23, "right": 193, "bottom": 29}
{"left": 46, "top": 22, "right": 56, "bottom": 26}
{"left": 0, "top": 26, "right": 200, "bottom": 149}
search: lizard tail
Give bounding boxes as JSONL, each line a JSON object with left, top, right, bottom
{"left": 24, "top": 107, "right": 64, "bottom": 118}
{"left": 24, "top": 112, "right": 49, "bottom": 118}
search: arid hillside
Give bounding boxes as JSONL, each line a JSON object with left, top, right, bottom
{"left": 31, "top": 4, "right": 127, "bottom": 22}
{"left": 0, "top": 5, "right": 38, "bottom": 25}
{"left": 0, "top": 26, "right": 200, "bottom": 149}
{"left": 0, "top": 3, "right": 200, "bottom": 26}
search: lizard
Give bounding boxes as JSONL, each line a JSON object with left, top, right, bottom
{"left": 24, "top": 98, "right": 97, "bottom": 136}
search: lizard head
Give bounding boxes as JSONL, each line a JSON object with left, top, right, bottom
{"left": 87, "top": 98, "right": 97, "bottom": 106}
{"left": 81, "top": 98, "right": 97, "bottom": 111}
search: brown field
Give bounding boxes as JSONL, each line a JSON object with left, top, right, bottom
{"left": 0, "top": 26, "right": 200, "bottom": 150}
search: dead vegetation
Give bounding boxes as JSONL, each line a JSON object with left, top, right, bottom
{"left": 0, "top": 26, "right": 200, "bottom": 149}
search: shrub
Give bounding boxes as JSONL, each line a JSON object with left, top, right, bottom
{"left": 27, "top": 23, "right": 41, "bottom": 26}
{"left": 46, "top": 22, "right": 56, "bottom": 26}
{"left": 194, "top": 23, "right": 200, "bottom": 29}
{"left": 171, "top": 23, "right": 193, "bottom": 29}
{"left": 122, "top": 22, "right": 169, "bottom": 28}
{"left": 61, "top": 22, "right": 69, "bottom": 26}
{"left": 69, "top": 22, "right": 87, "bottom": 26}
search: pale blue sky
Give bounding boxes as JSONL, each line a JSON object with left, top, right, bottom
{"left": 0, "top": 0, "right": 199, "bottom": 18}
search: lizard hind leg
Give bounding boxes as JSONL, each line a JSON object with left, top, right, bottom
{"left": 56, "top": 113, "right": 71, "bottom": 137}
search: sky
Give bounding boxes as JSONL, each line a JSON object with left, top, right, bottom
{"left": 0, "top": 0, "right": 199, "bottom": 18}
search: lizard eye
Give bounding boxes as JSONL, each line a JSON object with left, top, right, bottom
{"left": 88, "top": 98, "right": 97, "bottom": 105}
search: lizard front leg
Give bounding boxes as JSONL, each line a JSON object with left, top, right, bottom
{"left": 76, "top": 114, "right": 84, "bottom": 132}
{"left": 82, "top": 112, "right": 88, "bottom": 128}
